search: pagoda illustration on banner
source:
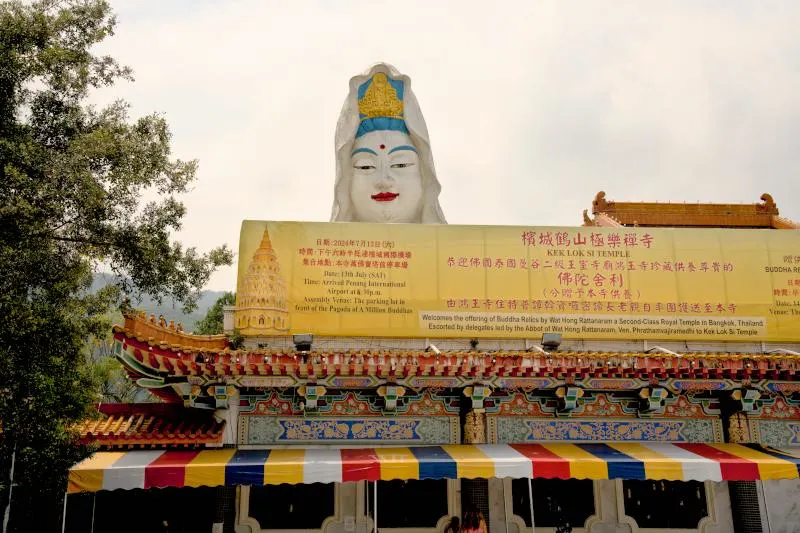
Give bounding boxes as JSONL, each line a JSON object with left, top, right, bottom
{"left": 235, "top": 227, "right": 289, "bottom": 334}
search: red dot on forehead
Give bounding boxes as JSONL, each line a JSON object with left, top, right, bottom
{"left": 379, "top": 144, "right": 386, "bottom": 150}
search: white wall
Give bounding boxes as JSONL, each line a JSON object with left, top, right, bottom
{"left": 761, "top": 479, "right": 800, "bottom": 533}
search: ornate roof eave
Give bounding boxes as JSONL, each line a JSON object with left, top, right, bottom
{"left": 589, "top": 191, "right": 800, "bottom": 229}
{"left": 582, "top": 210, "right": 623, "bottom": 227}
{"left": 77, "top": 403, "right": 225, "bottom": 449}
{"left": 113, "top": 325, "right": 800, "bottom": 388}
{"left": 112, "top": 300, "right": 800, "bottom": 404}
{"left": 120, "top": 310, "right": 229, "bottom": 352}
{"left": 772, "top": 215, "right": 800, "bottom": 229}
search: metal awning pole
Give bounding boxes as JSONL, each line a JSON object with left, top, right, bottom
{"left": 503, "top": 480, "right": 510, "bottom": 533}
{"left": 60, "top": 494, "right": 68, "bottom": 533}
{"left": 527, "top": 478, "right": 535, "bottom": 533}
{"left": 373, "top": 481, "right": 378, "bottom": 533}
{"left": 3, "top": 444, "right": 16, "bottom": 533}
{"left": 90, "top": 492, "right": 96, "bottom": 533}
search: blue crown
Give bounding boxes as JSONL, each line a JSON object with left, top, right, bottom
{"left": 356, "top": 73, "right": 409, "bottom": 138}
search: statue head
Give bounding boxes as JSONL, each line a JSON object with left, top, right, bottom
{"left": 331, "top": 63, "right": 446, "bottom": 224}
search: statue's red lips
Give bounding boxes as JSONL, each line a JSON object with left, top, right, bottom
{"left": 371, "top": 192, "right": 399, "bottom": 202}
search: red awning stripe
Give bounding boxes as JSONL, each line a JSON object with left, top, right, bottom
{"left": 341, "top": 448, "right": 381, "bottom": 482}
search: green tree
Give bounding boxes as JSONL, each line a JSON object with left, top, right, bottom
{"left": 0, "top": 1, "right": 233, "bottom": 530}
{"left": 194, "top": 291, "right": 236, "bottom": 335}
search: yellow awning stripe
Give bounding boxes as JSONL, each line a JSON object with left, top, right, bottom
{"left": 185, "top": 448, "right": 238, "bottom": 487}
{"left": 542, "top": 443, "right": 608, "bottom": 479}
{"left": 68, "top": 452, "right": 127, "bottom": 493}
{"left": 375, "top": 447, "right": 419, "bottom": 481}
{"left": 609, "top": 443, "right": 684, "bottom": 481}
{"left": 443, "top": 444, "right": 494, "bottom": 479}
{"left": 264, "top": 448, "right": 306, "bottom": 485}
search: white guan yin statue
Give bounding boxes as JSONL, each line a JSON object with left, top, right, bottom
{"left": 330, "top": 63, "right": 447, "bottom": 224}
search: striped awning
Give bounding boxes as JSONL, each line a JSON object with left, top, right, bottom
{"left": 68, "top": 443, "right": 800, "bottom": 493}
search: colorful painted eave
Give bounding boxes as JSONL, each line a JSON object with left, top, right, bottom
{"left": 77, "top": 403, "right": 225, "bottom": 449}
{"left": 586, "top": 191, "right": 800, "bottom": 229}
{"left": 114, "top": 325, "right": 800, "bottom": 383}
{"left": 68, "top": 442, "right": 800, "bottom": 494}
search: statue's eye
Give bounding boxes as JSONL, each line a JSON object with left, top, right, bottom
{"left": 354, "top": 164, "right": 376, "bottom": 170}
{"left": 390, "top": 162, "right": 415, "bottom": 169}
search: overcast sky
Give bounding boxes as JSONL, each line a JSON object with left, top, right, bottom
{"left": 91, "top": 0, "right": 800, "bottom": 291}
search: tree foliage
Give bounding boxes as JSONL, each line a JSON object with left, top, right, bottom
{"left": 0, "top": 1, "right": 232, "bottom": 530}
{"left": 194, "top": 291, "right": 236, "bottom": 335}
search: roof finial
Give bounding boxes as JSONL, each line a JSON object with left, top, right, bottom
{"left": 760, "top": 193, "right": 777, "bottom": 213}
{"left": 593, "top": 191, "right": 608, "bottom": 213}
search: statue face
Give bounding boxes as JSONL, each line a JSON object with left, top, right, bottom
{"left": 349, "top": 130, "right": 423, "bottom": 223}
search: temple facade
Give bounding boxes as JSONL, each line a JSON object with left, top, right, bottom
{"left": 64, "top": 192, "right": 800, "bottom": 533}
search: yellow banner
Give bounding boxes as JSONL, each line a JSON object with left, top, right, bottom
{"left": 235, "top": 221, "right": 800, "bottom": 341}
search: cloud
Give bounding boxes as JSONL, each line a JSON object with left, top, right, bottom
{"left": 93, "top": 0, "right": 800, "bottom": 290}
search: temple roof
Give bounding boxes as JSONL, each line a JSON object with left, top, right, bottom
{"left": 113, "top": 312, "right": 800, "bottom": 402}
{"left": 78, "top": 403, "right": 225, "bottom": 449}
{"left": 120, "top": 310, "right": 229, "bottom": 351}
{"left": 584, "top": 192, "right": 800, "bottom": 229}
{"left": 110, "top": 304, "right": 800, "bottom": 410}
